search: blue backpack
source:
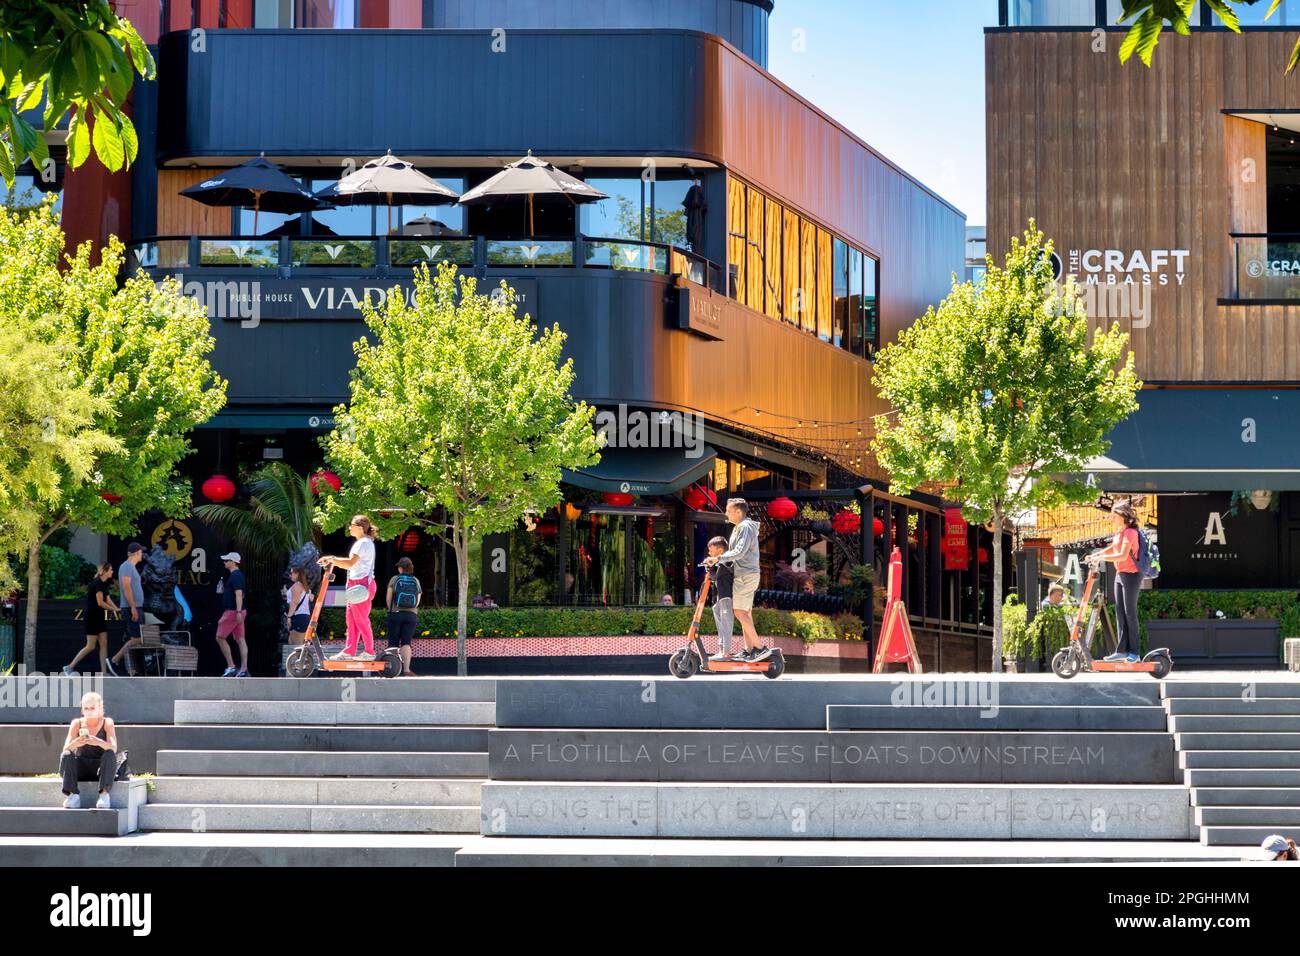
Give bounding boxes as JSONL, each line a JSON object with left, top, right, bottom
{"left": 392, "top": 574, "right": 420, "bottom": 609}
{"left": 1137, "top": 529, "right": 1161, "bottom": 581}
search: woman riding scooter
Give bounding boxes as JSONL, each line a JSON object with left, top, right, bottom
{"left": 1087, "top": 500, "right": 1142, "bottom": 663}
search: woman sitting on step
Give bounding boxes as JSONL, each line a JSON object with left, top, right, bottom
{"left": 58, "top": 692, "right": 118, "bottom": 810}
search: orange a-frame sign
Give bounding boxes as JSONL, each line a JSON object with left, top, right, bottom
{"left": 873, "top": 546, "right": 923, "bottom": 673}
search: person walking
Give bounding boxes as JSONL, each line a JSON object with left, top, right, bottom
{"left": 1088, "top": 500, "right": 1143, "bottom": 663}
{"left": 64, "top": 564, "right": 120, "bottom": 676}
{"left": 215, "top": 552, "right": 249, "bottom": 677}
{"left": 703, "top": 498, "right": 765, "bottom": 660}
{"left": 108, "top": 542, "right": 146, "bottom": 676}
{"left": 319, "top": 515, "right": 378, "bottom": 662}
{"left": 58, "top": 692, "right": 118, "bottom": 810}
{"left": 385, "top": 557, "right": 422, "bottom": 676}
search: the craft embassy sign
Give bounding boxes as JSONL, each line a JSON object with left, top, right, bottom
{"left": 1058, "top": 248, "right": 1190, "bottom": 286}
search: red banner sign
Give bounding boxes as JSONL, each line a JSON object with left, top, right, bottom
{"left": 943, "top": 506, "right": 968, "bottom": 569}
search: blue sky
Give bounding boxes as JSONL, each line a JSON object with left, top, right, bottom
{"left": 768, "top": 0, "right": 996, "bottom": 225}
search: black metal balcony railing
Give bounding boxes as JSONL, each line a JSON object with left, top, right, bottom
{"left": 1228, "top": 233, "right": 1300, "bottom": 301}
{"left": 127, "top": 234, "right": 724, "bottom": 292}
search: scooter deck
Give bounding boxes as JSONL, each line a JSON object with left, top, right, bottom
{"left": 321, "top": 659, "right": 388, "bottom": 673}
{"left": 1088, "top": 661, "right": 1159, "bottom": 673}
{"left": 703, "top": 659, "right": 774, "bottom": 673}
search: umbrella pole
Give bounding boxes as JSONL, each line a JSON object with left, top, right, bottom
{"left": 387, "top": 194, "right": 392, "bottom": 236}
{"left": 529, "top": 193, "right": 535, "bottom": 238}
{"left": 253, "top": 191, "right": 261, "bottom": 235}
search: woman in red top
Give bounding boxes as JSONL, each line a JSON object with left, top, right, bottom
{"left": 1088, "top": 500, "right": 1142, "bottom": 661}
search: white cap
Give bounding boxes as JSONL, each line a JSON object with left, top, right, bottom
{"left": 220, "top": 552, "right": 242, "bottom": 564}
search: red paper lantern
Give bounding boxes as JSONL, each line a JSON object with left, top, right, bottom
{"left": 767, "top": 497, "right": 797, "bottom": 521}
{"left": 535, "top": 519, "right": 558, "bottom": 537}
{"left": 683, "top": 485, "right": 717, "bottom": 511}
{"left": 872, "top": 517, "right": 884, "bottom": 537}
{"left": 977, "top": 547, "right": 990, "bottom": 563}
{"left": 201, "top": 473, "right": 236, "bottom": 503}
{"left": 310, "top": 470, "right": 341, "bottom": 495}
{"left": 99, "top": 492, "right": 122, "bottom": 505}
{"left": 831, "top": 510, "right": 861, "bottom": 534}
{"left": 602, "top": 492, "right": 634, "bottom": 507}
{"left": 397, "top": 529, "right": 420, "bottom": 553}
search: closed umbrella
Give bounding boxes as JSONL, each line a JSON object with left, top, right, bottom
{"left": 180, "top": 156, "right": 327, "bottom": 234}
{"left": 314, "top": 151, "right": 460, "bottom": 235}
{"left": 457, "top": 151, "right": 608, "bottom": 237}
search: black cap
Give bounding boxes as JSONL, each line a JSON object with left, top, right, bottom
{"left": 126, "top": 542, "right": 145, "bottom": 555}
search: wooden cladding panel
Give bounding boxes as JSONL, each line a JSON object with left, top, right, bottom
{"left": 987, "top": 29, "right": 1300, "bottom": 382}
{"left": 156, "top": 169, "right": 230, "bottom": 236}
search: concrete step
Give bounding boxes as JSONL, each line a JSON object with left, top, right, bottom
{"left": 1201, "top": 824, "right": 1300, "bottom": 847}
{"left": 1196, "top": 805, "right": 1300, "bottom": 826}
{"left": 173, "top": 699, "right": 495, "bottom": 726}
{"left": 155, "top": 749, "right": 488, "bottom": 778}
{"left": 0, "top": 778, "right": 147, "bottom": 833}
{"left": 1180, "top": 750, "right": 1300, "bottom": 769}
{"left": 1163, "top": 681, "right": 1300, "bottom": 699}
{"left": 0, "top": 832, "right": 469, "bottom": 866}
{"left": 138, "top": 802, "right": 478, "bottom": 833}
{"left": 148, "top": 775, "right": 481, "bottom": 806}
{"left": 1176, "top": 732, "right": 1300, "bottom": 751}
{"left": 480, "top": 782, "right": 1195, "bottom": 840}
{"left": 1167, "top": 698, "right": 1300, "bottom": 715}
{"left": 453, "top": 836, "right": 1238, "bottom": 866}
{"left": 1170, "top": 715, "right": 1300, "bottom": 733}
{"left": 0, "top": 807, "right": 127, "bottom": 836}
{"left": 826, "top": 704, "right": 1167, "bottom": 731}
{"left": 1184, "top": 767, "right": 1300, "bottom": 787}
{"left": 1191, "top": 787, "right": 1300, "bottom": 807}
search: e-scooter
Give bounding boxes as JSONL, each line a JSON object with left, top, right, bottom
{"left": 668, "top": 564, "right": 784, "bottom": 679}
{"left": 1050, "top": 556, "right": 1171, "bottom": 680}
{"left": 285, "top": 566, "right": 402, "bottom": 678}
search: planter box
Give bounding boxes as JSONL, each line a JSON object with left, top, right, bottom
{"left": 1145, "top": 619, "right": 1281, "bottom": 669}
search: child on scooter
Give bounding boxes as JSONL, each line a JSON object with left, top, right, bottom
{"left": 705, "top": 537, "right": 737, "bottom": 661}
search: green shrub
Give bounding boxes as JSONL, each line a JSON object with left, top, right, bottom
{"left": 1027, "top": 603, "right": 1073, "bottom": 659}
{"left": 791, "top": 610, "right": 837, "bottom": 644}
{"left": 830, "top": 613, "right": 864, "bottom": 641}
{"left": 1001, "top": 594, "right": 1028, "bottom": 658}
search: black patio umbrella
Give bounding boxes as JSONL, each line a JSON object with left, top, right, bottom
{"left": 399, "top": 215, "right": 457, "bottom": 236}
{"left": 180, "top": 156, "right": 327, "bottom": 234}
{"left": 263, "top": 215, "right": 339, "bottom": 237}
{"left": 457, "top": 151, "right": 608, "bottom": 236}
{"left": 314, "top": 152, "right": 460, "bottom": 235}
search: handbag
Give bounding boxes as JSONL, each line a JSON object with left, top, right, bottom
{"left": 115, "top": 751, "right": 131, "bottom": 781}
{"left": 344, "top": 579, "right": 372, "bottom": 604}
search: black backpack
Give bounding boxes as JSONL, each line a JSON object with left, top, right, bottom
{"left": 392, "top": 574, "right": 420, "bottom": 610}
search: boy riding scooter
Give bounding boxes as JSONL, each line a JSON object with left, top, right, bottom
{"left": 705, "top": 537, "right": 736, "bottom": 661}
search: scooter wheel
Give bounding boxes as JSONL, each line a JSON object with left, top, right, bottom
{"left": 286, "top": 646, "right": 316, "bottom": 679}
{"left": 668, "top": 648, "right": 699, "bottom": 679}
{"left": 1051, "top": 648, "right": 1079, "bottom": 679}
{"left": 1145, "top": 650, "right": 1172, "bottom": 679}
{"left": 381, "top": 649, "right": 403, "bottom": 678}
{"left": 764, "top": 651, "right": 784, "bottom": 679}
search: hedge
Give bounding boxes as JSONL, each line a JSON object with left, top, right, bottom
{"left": 1139, "top": 589, "right": 1300, "bottom": 652}
{"left": 316, "top": 606, "right": 837, "bottom": 642}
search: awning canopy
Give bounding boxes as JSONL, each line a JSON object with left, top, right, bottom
{"left": 199, "top": 406, "right": 340, "bottom": 430}
{"left": 1072, "top": 389, "right": 1300, "bottom": 492}
{"left": 563, "top": 446, "right": 717, "bottom": 496}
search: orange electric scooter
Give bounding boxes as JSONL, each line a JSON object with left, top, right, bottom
{"left": 285, "top": 565, "right": 402, "bottom": 678}
{"left": 668, "top": 563, "right": 784, "bottom": 679}
{"left": 1050, "top": 556, "right": 1171, "bottom": 680}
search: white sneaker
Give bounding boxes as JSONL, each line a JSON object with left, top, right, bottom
{"left": 95, "top": 792, "right": 112, "bottom": 810}
{"left": 329, "top": 651, "right": 356, "bottom": 662}
{"left": 104, "top": 659, "right": 119, "bottom": 676}
{"left": 709, "top": 651, "right": 730, "bottom": 661}
{"left": 63, "top": 793, "right": 81, "bottom": 809}
{"left": 62, "top": 665, "right": 77, "bottom": 676}
{"left": 355, "top": 651, "right": 376, "bottom": 662}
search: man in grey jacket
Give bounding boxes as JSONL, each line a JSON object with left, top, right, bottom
{"left": 703, "top": 498, "right": 768, "bottom": 661}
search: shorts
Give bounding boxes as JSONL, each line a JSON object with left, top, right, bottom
{"left": 123, "top": 617, "right": 141, "bottom": 640}
{"left": 732, "top": 570, "right": 760, "bottom": 612}
{"left": 216, "top": 609, "right": 245, "bottom": 640}
{"left": 387, "top": 612, "right": 418, "bottom": 647}
{"left": 290, "top": 613, "right": 311, "bottom": 634}
{"left": 84, "top": 617, "right": 106, "bottom": 637}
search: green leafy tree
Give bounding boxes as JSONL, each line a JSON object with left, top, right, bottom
{"left": 870, "top": 223, "right": 1140, "bottom": 670}
{"left": 0, "top": 0, "right": 155, "bottom": 187}
{"left": 0, "top": 203, "right": 226, "bottom": 664}
{"left": 319, "top": 263, "right": 600, "bottom": 675}
{"left": 1116, "top": 0, "right": 1300, "bottom": 72}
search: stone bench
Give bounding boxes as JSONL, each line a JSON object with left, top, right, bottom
{"left": 0, "top": 778, "right": 147, "bottom": 835}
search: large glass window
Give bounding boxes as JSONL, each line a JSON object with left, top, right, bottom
{"left": 862, "top": 254, "right": 880, "bottom": 358}
{"left": 746, "top": 185, "right": 765, "bottom": 308}
{"left": 832, "top": 238, "right": 850, "bottom": 349}
{"left": 254, "top": 0, "right": 359, "bottom": 27}
{"left": 764, "top": 197, "right": 783, "bottom": 321}
{"left": 307, "top": 176, "right": 372, "bottom": 235}
{"left": 2, "top": 163, "right": 61, "bottom": 218}
{"left": 782, "top": 207, "right": 799, "bottom": 324}
{"left": 649, "top": 179, "right": 690, "bottom": 246}
{"left": 727, "top": 177, "right": 746, "bottom": 301}
{"left": 816, "top": 227, "right": 832, "bottom": 342}
{"left": 581, "top": 177, "right": 645, "bottom": 241}
{"left": 1206, "top": 0, "right": 1284, "bottom": 25}
{"left": 1007, "top": 0, "right": 1100, "bottom": 26}
{"left": 566, "top": 513, "right": 627, "bottom": 606}
{"left": 847, "top": 247, "right": 864, "bottom": 355}
{"left": 799, "top": 218, "right": 817, "bottom": 333}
